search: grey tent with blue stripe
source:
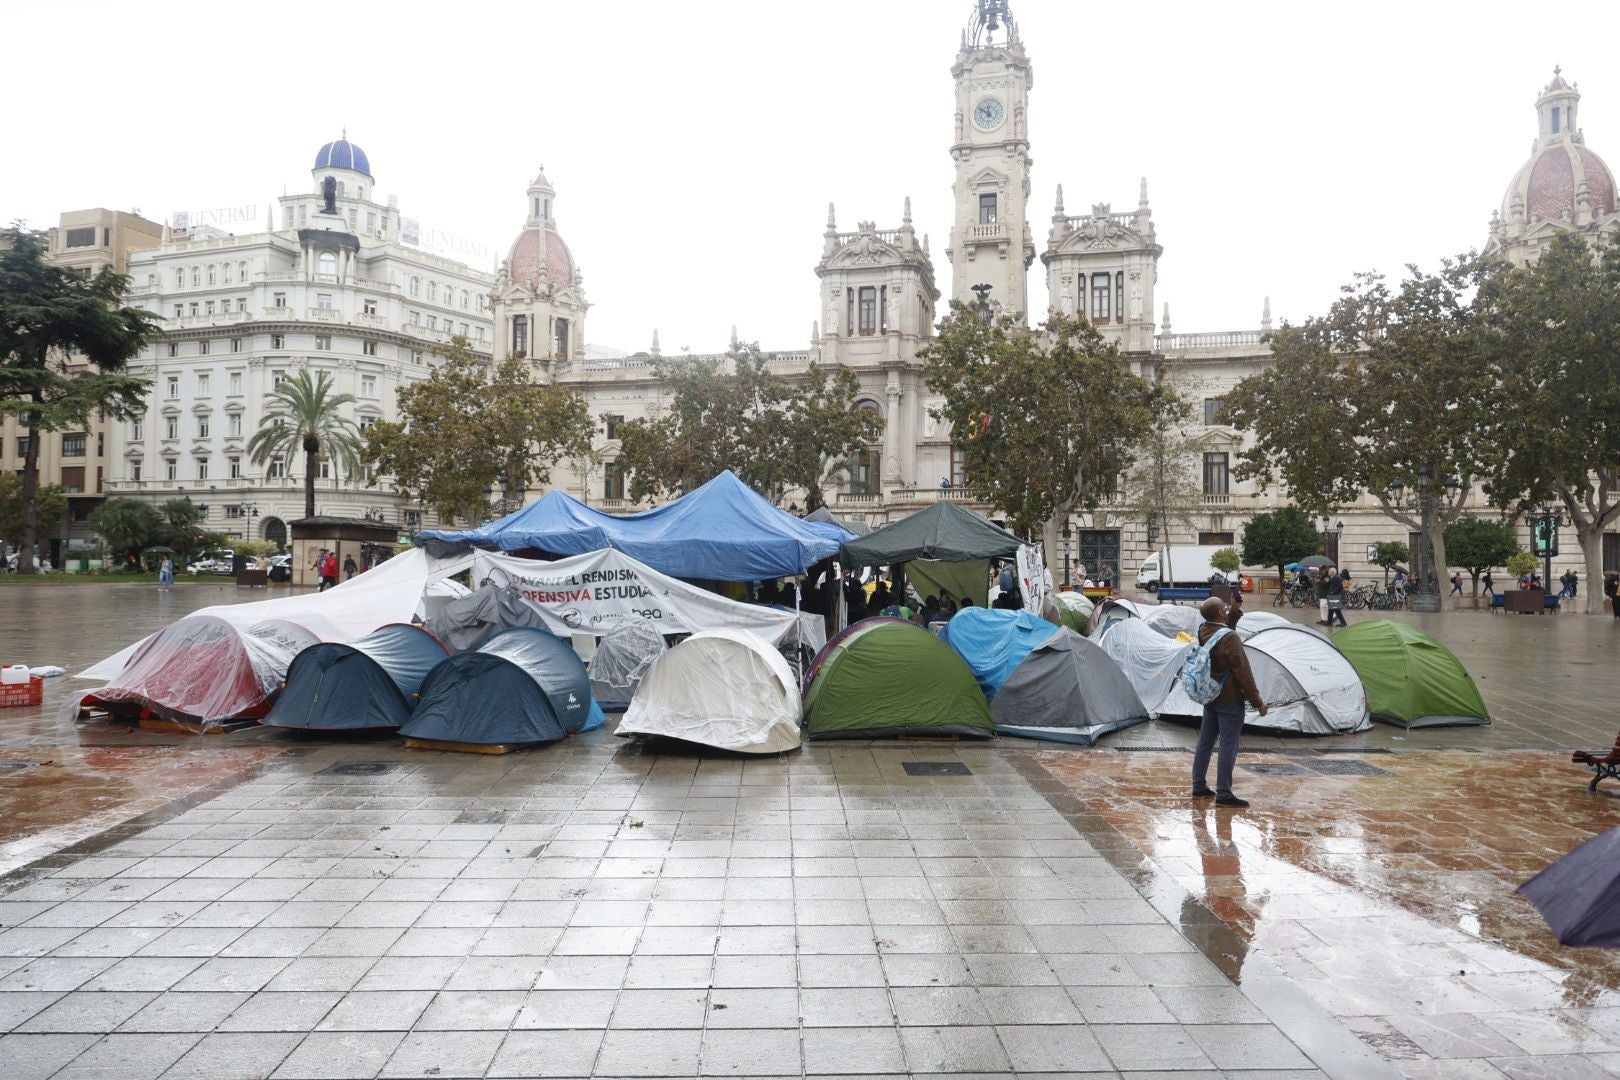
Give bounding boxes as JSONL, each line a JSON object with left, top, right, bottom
{"left": 261, "top": 623, "right": 448, "bottom": 732}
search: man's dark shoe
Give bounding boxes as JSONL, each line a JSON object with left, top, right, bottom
{"left": 1191, "top": 787, "right": 1215, "bottom": 798}
{"left": 1215, "top": 795, "right": 1250, "bottom": 808}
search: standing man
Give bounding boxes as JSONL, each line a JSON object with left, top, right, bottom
{"left": 1191, "top": 596, "right": 1267, "bottom": 809}
{"left": 1483, "top": 568, "right": 1496, "bottom": 600}
{"left": 343, "top": 554, "right": 358, "bottom": 581}
{"left": 1326, "top": 568, "right": 1348, "bottom": 627}
{"left": 322, "top": 550, "right": 340, "bottom": 591}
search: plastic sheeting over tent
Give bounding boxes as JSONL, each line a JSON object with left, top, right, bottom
{"left": 1332, "top": 620, "right": 1488, "bottom": 728}
{"left": 804, "top": 620, "right": 993, "bottom": 740}
{"left": 78, "top": 547, "right": 475, "bottom": 682}
{"left": 1088, "top": 596, "right": 1147, "bottom": 637}
{"left": 1053, "top": 590, "right": 1094, "bottom": 635}
{"left": 402, "top": 627, "right": 605, "bottom": 748}
{"left": 426, "top": 584, "right": 551, "bottom": 652}
{"left": 421, "top": 471, "right": 848, "bottom": 580}
{"left": 839, "top": 500, "right": 1021, "bottom": 566}
{"left": 1093, "top": 618, "right": 1197, "bottom": 717}
{"left": 943, "top": 608, "right": 1148, "bottom": 745}
{"left": 589, "top": 620, "right": 668, "bottom": 710}
{"left": 261, "top": 624, "right": 449, "bottom": 732}
{"left": 616, "top": 630, "right": 801, "bottom": 754}
{"left": 75, "top": 616, "right": 319, "bottom": 729}
{"left": 1139, "top": 604, "right": 1202, "bottom": 640}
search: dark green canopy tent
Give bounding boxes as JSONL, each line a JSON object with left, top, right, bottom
{"left": 841, "top": 501, "right": 1021, "bottom": 565}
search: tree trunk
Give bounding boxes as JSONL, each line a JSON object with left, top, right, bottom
{"left": 304, "top": 442, "right": 318, "bottom": 520}
{"left": 19, "top": 395, "right": 42, "bottom": 575}
{"left": 1559, "top": 480, "right": 1620, "bottom": 615}
{"left": 1430, "top": 521, "right": 1450, "bottom": 610}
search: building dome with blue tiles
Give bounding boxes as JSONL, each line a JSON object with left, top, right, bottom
{"left": 313, "top": 135, "right": 371, "bottom": 178}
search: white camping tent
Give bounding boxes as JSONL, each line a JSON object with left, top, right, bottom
{"left": 1241, "top": 625, "right": 1370, "bottom": 735}
{"left": 1089, "top": 596, "right": 1147, "bottom": 637}
{"left": 1093, "top": 618, "right": 1196, "bottom": 717}
{"left": 79, "top": 548, "right": 476, "bottom": 681}
{"left": 1138, "top": 603, "right": 1202, "bottom": 640}
{"left": 1233, "top": 610, "right": 1329, "bottom": 641}
{"left": 616, "top": 629, "right": 802, "bottom": 753}
{"left": 472, "top": 549, "right": 825, "bottom": 654}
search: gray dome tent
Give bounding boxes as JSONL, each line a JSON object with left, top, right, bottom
{"left": 261, "top": 623, "right": 449, "bottom": 732}
{"left": 425, "top": 583, "right": 549, "bottom": 651}
{"left": 588, "top": 619, "right": 668, "bottom": 710}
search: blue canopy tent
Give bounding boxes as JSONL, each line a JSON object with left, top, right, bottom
{"left": 261, "top": 623, "right": 449, "bottom": 732}
{"left": 420, "top": 471, "right": 849, "bottom": 581}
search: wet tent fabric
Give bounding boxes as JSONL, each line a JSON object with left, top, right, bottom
{"left": 402, "top": 627, "right": 605, "bottom": 746}
{"left": 76, "top": 616, "right": 318, "bottom": 728}
{"left": 1139, "top": 604, "right": 1202, "bottom": 640}
{"left": 804, "top": 620, "right": 993, "bottom": 740}
{"left": 426, "top": 584, "right": 550, "bottom": 652}
{"left": 805, "top": 505, "right": 869, "bottom": 537}
{"left": 1517, "top": 826, "right": 1620, "bottom": 947}
{"left": 942, "top": 608, "right": 1147, "bottom": 745}
{"left": 1093, "top": 618, "right": 1197, "bottom": 717}
{"left": 1234, "top": 611, "right": 1329, "bottom": 641}
{"left": 616, "top": 629, "right": 801, "bottom": 753}
{"left": 481, "top": 628, "right": 606, "bottom": 734}
{"left": 839, "top": 501, "right": 1021, "bottom": 566}
{"left": 1053, "top": 591, "right": 1094, "bottom": 635}
{"left": 421, "top": 471, "right": 848, "bottom": 580}
{"left": 1332, "top": 620, "right": 1488, "bottom": 728}
{"left": 1235, "top": 626, "right": 1370, "bottom": 735}
{"left": 261, "top": 624, "right": 449, "bottom": 732}
{"left": 589, "top": 620, "right": 668, "bottom": 709}
{"left": 1089, "top": 597, "right": 1146, "bottom": 637}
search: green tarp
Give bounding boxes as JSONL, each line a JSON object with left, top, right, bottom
{"left": 908, "top": 558, "right": 991, "bottom": 609}
{"left": 1333, "top": 620, "right": 1489, "bottom": 728}
{"left": 840, "top": 501, "right": 1021, "bottom": 566}
{"left": 805, "top": 620, "right": 993, "bottom": 740}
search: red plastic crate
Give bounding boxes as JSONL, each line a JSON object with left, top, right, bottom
{"left": 0, "top": 676, "right": 43, "bottom": 709}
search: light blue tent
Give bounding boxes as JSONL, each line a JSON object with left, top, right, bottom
{"left": 420, "top": 471, "right": 849, "bottom": 580}
{"left": 943, "top": 607, "right": 1149, "bottom": 745}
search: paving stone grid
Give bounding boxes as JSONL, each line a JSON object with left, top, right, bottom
{"left": 0, "top": 738, "right": 1362, "bottom": 1080}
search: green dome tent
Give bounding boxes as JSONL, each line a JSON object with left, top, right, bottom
{"left": 804, "top": 619, "right": 993, "bottom": 740}
{"left": 1332, "top": 620, "right": 1489, "bottom": 728}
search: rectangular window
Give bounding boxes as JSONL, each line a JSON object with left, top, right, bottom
{"left": 978, "top": 193, "right": 997, "bottom": 224}
{"left": 858, "top": 286, "right": 878, "bottom": 335}
{"left": 271, "top": 334, "right": 284, "bottom": 349}
{"left": 512, "top": 315, "right": 528, "bottom": 355}
{"left": 64, "top": 227, "right": 96, "bottom": 248}
{"left": 15, "top": 437, "right": 30, "bottom": 457}
{"left": 1202, "top": 452, "right": 1230, "bottom": 496}
{"left": 950, "top": 447, "right": 967, "bottom": 488}
{"left": 1203, "top": 397, "right": 1228, "bottom": 425}
{"left": 363, "top": 298, "right": 377, "bottom": 316}
{"left": 164, "top": 459, "right": 177, "bottom": 482}
{"left": 236, "top": 298, "right": 246, "bottom": 313}
{"left": 361, "top": 375, "right": 376, "bottom": 397}
{"left": 404, "top": 509, "right": 420, "bottom": 528}
{"left": 189, "top": 302, "right": 199, "bottom": 316}
{"left": 427, "top": 316, "right": 437, "bottom": 331}
{"left": 166, "top": 376, "right": 179, "bottom": 398}
{"left": 604, "top": 414, "right": 624, "bottom": 441}
{"left": 60, "top": 466, "right": 85, "bottom": 492}
{"left": 222, "top": 263, "right": 232, "bottom": 284}
{"left": 460, "top": 322, "right": 469, "bottom": 336}
{"left": 363, "top": 340, "right": 378, "bottom": 356}
{"left": 197, "top": 374, "right": 209, "bottom": 396}
{"left": 316, "top": 293, "right": 333, "bottom": 310}
{"left": 314, "top": 335, "right": 331, "bottom": 350}
{"left": 225, "top": 504, "right": 242, "bottom": 518}
{"left": 366, "top": 211, "right": 377, "bottom": 233}
{"left": 61, "top": 433, "right": 86, "bottom": 457}
{"left": 272, "top": 371, "right": 285, "bottom": 389}
{"left": 846, "top": 288, "right": 854, "bottom": 336}
{"left": 228, "top": 413, "right": 242, "bottom": 437}
{"left": 1091, "top": 274, "right": 1111, "bottom": 321}
{"left": 357, "top": 414, "right": 376, "bottom": 432}
{"left": 1115, "top": 272, "right": 1125, "bottom": 320}
{"left": 228, "top": 457, "right": 242, "bottom": 480}
{"left": 226, "top": 374, "right": 240, "bottom": 398}
{"left": 199, "top": 337, "right": 210, "bottom": 352}
{"left": 273, "top": 292, "right": 286, "bottom": 309}
{"left": 319, "top": 459, "right": 331, "bottom": 480}
{"left": 168, "top": 343, "right": 179, "bottom": 357}
{"left": 554, "top": 317, "right": 569, "bottom": 359}
{"left": 165, "top": 417, "right": 178, "bottom": 440}
{"left": 173, "top": 304, "right": 183, "bottom": 318}
{"left": 475, "top": 326, "right": 485, "bottom": 341}
{"left": 197, "top": 416, "right": 210, "bottom": 439}
{"left": 267, "top": 458, "right": 284, "bottom": 479}
{"left": 604, "top": 462, "right": 625, "bottom": 501}
{"left": 1198, "top": 531, "right": 1236, "bottom": 546}
{"left": 131, "top": 418, "right": 143, "bottom": 440}
{"left": 97, "top": 432, "right": 104, "bottom": 456}
{"left": 196, "top": 458, "right": 208, "bottom": 481}
{"left": 131, "top": 462, "right": 142, "bottom": 482}
{"left": 175, "top": 268, "right": 184, "bottom": 288}
{"left": 229, "top": 338, "right": 240, "bottom": 352}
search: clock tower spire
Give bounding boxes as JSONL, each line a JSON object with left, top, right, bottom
{"left": 947, "top": 0, "right": 1035, "bottom": 322}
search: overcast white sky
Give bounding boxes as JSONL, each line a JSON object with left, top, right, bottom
{"left": 4, "top": 0, "right": 1614, "bottom": 353}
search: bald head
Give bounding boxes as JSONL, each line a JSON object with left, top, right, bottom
{"left": 1200, "top": 596, "right": 1228, "bottom": 622}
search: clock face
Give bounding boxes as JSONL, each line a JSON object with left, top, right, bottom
{"left": 973, "top": 98, "right": 1005, "bottom": 130}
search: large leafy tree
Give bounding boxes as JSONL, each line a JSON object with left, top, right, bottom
{"left": 0, "top": 225, "right": 159, "bottom": 573}
{"left": 1225, "top": 255, "right": 1498, "bottom": 607}
{"left": 922, "top": 307, "right": 1163, "bottom": 563}
{"left": 1442, "top": 516, "right": 1518, "bottom": 596}
{"left": 1480, "top": 231, "right": 1620, "bottom": 614}
{"left": 1369, "top": 541, "right": 1409, "bottom": 585}
{"left": 0, "top": 473, "right": 66, "bottom": 554}
{"left": 1240, "top": 507, "right": 1321, "bottom": 584}
{"left": 614, "top": 343, "right": 881, "bottom": 506}
{"left": 247, "top": 369, "right": 363, "bottom": 520}
{"left": 1125, "top": 359, "right": 1204, "bottom": 558}
{"left": 366, "top": 338, "right": 593, "bottom": 524}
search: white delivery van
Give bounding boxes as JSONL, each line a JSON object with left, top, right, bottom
{"left": 1135, "top": 545, "right": 1231, "bottom": 592}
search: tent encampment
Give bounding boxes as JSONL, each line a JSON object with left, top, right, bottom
{"left": 616, "top": 629, "right": 801, "bottom": 753}
{"left": 1092, "top": 618, "right": 1197, "bottom": 717}
{"left": 1139, "top": 603, "right": 1202, "bottom": 640}
{"left": 589, "top": 619, "right": 669, "bottom": 709}
{"left": 401, "top": 627, "right": 606, "bottom": 750}
{"left": 1224, "top": 625, "right": 1370, "bottom": 735}
{"left": 421, "top": 471, "right": 848, "bottom": 580}
{"left": 1089, "top": 596, "right": 1147, "bottom": 637}
{"left": 260, "top": 623, "right": 450, "bottom": 732}
{"left": 74, "top": 616, "right": 320, "bottom": 730}
{"left": 1053, "top": 590, "right": 1094, "bottom": 635}
{"left": 426, "top": 583, "right": 551, "bottom": 651}
{"left": 804, "top": 619, "right": 993, "bottom": 740}
{"left": 942, "top": 607, "right": 1148, "bottom": 744}
{"left": 1233, "top": 611, "right": 1329, "bottom": 641}
{"left": 1332, "top": 620, "right": 1488, "bottom": 728}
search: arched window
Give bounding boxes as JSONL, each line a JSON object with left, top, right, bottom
{"left": 239, "top": 261, "right": 248, "bottom": 283}
{"left": 222, "top": 263, "right": 232, "bottom": 284}
{"left": 190, "top": 266, "right": 200, "bottom": 287}
{"left": 356, "top": 185, "right": 364, "bottom": 200}
{"left": 174, "top": 268, "right": 184, "bottom": 288}
{"left": 336, "top": 181, "right": 345, "bottom": 198}
{"left": 427, "top": 281, "right": 437, "bottom": 303}
{"left": 475, "top": 294, "right": 485, "bottom": 313}
{"left": 409, "top": 277, "right": 420, "bottom": 297}
{"left": 317, "top": 251, "right": 337, "bottom": 276}
{"left": 460, "top": 290, "right": 469, "bottom": 310}
{"left": 206, "top": 265, "right": 216, "bottom": 285}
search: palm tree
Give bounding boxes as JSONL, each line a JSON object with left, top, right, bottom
{"left": 247, "top": 370, "right": 363, "bottom": 520}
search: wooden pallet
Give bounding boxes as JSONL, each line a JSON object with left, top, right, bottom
{"left": 137, "top": 717, "right": 242, "bottom": 735}
{"left": 403, "top": 737, "right": 525, "bottom": 755}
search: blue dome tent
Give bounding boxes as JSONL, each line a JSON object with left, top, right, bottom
{"left": 260, "top": 624, "right": 448, "bottom": 733}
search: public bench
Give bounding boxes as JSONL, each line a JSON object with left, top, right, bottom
{"left": 1157, "top": 586, "right": 1213, "bottom": 603}
{"left": 1498, "top": 589, "right": 1558, "bottom": 614}
{"left": 1573, "top": 731, "right": 1620, "bottom": 792}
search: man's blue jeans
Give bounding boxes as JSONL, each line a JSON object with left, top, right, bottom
{"left": 1192, "top": 701, "right": 1245, "bottom": 799}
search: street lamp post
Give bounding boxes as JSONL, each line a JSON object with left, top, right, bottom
{"left": 1061, "top": 522, "right": 1071, "bottom": 587}
{"left": 1526, "top": 503, "right": 1566, "bottom": 591}
{"left": 483, "top": 476, "right": 528, "bottom": 518}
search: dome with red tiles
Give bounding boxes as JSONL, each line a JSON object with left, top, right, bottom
{"left": 1502, "top": 142, "right": 1617, "bottom": 223}
{"left": 507, "top": 225, "right": 576, "bottom": 289}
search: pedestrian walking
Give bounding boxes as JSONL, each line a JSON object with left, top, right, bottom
{"left": 1605, "top": 572, "right": 1619, "bottom": 619}
{"left": 1191, "top": 596, "right": 1268, "bottom": 809}
{"left": 1450, "top": 571, "right": 1463, "bottom": 596}
{"left": 343, "top": 555, "right": 357, "bottom": 581}
{"left": 1484, "top": 569, "right": 1496, "bottom": 599}
{"left": 157, "top": 555, "right": 174, "bottom": 591}
{"left": 1570, "top": 570, "right": 1580, "bottom": 598}
{"left": 1326, "top": 569, "right": 1348, "bottom": 627}
{"left": 321, "top": 551, "right": 340, "bottom": 592}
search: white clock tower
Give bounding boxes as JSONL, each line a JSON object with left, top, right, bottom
{"left": 947, "top": 0, "right": 1035, "bottom": 323}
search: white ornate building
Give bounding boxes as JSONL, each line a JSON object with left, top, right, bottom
{"left": 109, "top": 136, "right": 496, "bottom": 546}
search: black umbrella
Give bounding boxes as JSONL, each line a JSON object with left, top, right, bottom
{"left": 1298, "top": 555, "right": 1336, "bottom": 569}
{"left": 1517, "top": 825, "right": 1620, "bottom": 947}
